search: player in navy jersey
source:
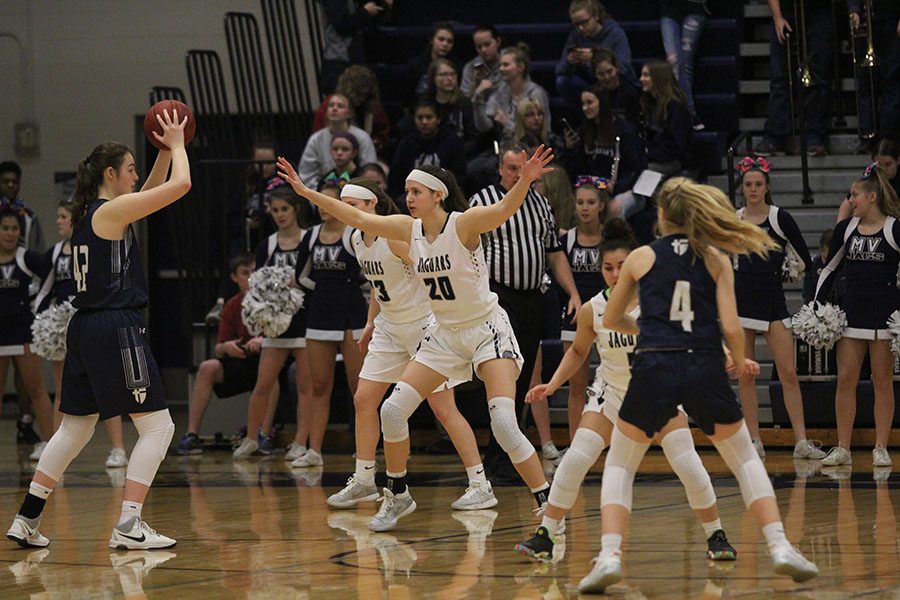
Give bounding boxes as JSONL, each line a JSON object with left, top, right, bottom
{"left": 0, "top": 209, "right": 54, "bottom": 460}
{"left": 733, "top": 156, "right": 823, "bottom": 460}
{"left": 277, "top": 148, "right": 555, "bottom": 532}
{"left": 815, "top": 163, "right": 900, "bottom": 468}
{"left": 578, "top": 178, "right": 818, "bottom": 593}
{"left": 235, "top": 186, "right": 311, "bottom": 459}
{"left": 559, "top": 175, "right": 607, "bottom": 440}
{"left": 34, "top": 200, "right": 129, "bottom": 468}
{"left": 288, "top": 183, "right": 366, "bottom": 468}
{"left": 7, "top": 108, "right": 190, "bottom": 551}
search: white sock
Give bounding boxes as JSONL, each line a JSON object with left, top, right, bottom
{"left": 762, "top": 521, "right": 789, "bottom": 551}
{"left": 540, "top": 516, "right": 560, "bottom": 540}
{"left": 466, "top": 464, "right": 487, "bottom": 484}
{"left": 702, "top": 518, "right": 722, "bottom": 539}
{"left": 29, "top": 481, "right": 52, "bottom": 500}
{"left": 118, "top": 501, "right": 143, "bottom": 526}
{"left": 601, "top": 533, "right": 622, "bottom": 556}
{"left": 355, "top": 459, "right": 376, "bottom": 484}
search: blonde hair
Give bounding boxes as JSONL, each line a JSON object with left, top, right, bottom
{"left": 856, "top": 166, "right": 900, "bottom": 218}
{"left": 657, "top": 177, "right": 778, "bottom": 258}
{"left": 539, "top": 167, "right": 576, "bottom": 230}
{"left": 513, "top": 98, "right": 548, "bottom": 141}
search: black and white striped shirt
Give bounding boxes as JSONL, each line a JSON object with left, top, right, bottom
{"left": 469, "top": 184, "right": 562, "bottom": 291}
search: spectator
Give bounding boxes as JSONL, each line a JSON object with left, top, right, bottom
{"left": 359, "top": 162, "right": 388, "bottom": 192}
{"left": 319, "top": 0, "right": 393, "bottom": 94}
{"left": 0, "top": 161, "right": 45, "bottom": 252}
{"left": 592, "top": 49, "right": 641, "bottom": 126}
{"left": 312, "top": 65, "right": 391, "bottom": 158}
{"left": 534, "top": 168, "right": 577, "bottom": 232}
{"left": 555, "top": 0, "right": 637, "bottom": 115}
{"left": 174, "top": 255, "right": 278, "bottom": 455}
{"left": 660, "top": 0, "right": 709, "bottom": 130}
{"left": 460, "top": 24, "right": 504, "bottom": 102}
{"left": 838, "top": 139, "right": 900, "bottom": 221}
{"left": 803, "top": 229, "right": 834, "bottom": 303}
{"left": 423, "top": 58, "right": 480, "bottom": 157}
{"left": 475, "top": 44, "right": 551, "bottom": 140}
{"left": 514, "top": 98, "right": 565, "bottom": 153}
{"left": 298, "top": 93, "right": 377, "bottom": 192}
{"left": 639, "top": 61, "right": 692, "bottom": 177}
{"left": 407, "top": 22, "right": 459, "bottom": 100}
{"left": 388, "top": 99, "right": 466, "bottom": 200}
{"left": 321, "top": 132, "right": 363, "bottom": 188}
{"left": 753, "top": 0, "right": 832, "bottom": 156}
{"left": 565, "top": 86, "right": 646, "bottom": 218}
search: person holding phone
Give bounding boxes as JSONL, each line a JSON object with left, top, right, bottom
{"left": 461, "top": 25, "right": 504, "bottom": 104}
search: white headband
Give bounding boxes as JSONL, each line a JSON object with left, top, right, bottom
{"left": 406, "top": 169, "right": 449, "bottom": 197}
{"left": 340, "top": 183, "right": 377, "bottom": 201}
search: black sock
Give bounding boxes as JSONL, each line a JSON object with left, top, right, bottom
{"left": 19, "top": 493, "right": 47, "bottom": 520}
{"left": 386, "top": 474, "right": 407, "bottom": 495}
{"left": 533, "top": 484, "right": 549, "bottom": 508}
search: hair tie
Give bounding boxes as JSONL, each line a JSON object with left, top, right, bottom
{"left": 574, "top": 175, "right": 609, "bottom": 190}
{"left": 860, "top": 161, "right": 879, "bottom": 181}
{"left": 736, "top": 156, "right": 770, "bottom": 175}
{"left": 406, "top": 169, "right": 449, "bottom": 197}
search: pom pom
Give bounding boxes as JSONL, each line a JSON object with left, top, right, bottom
{"left": 888, "top": 310, "right": 900, "bottom": 357}
{"left": 791, "top": 301, "right": 847, "bottom": 350}
{"left": 781, "top": 248, "right": 805, "bottom": 283}
{"left": 241, "top": 266, "right": 304, "bottom": 338}
{"left": 30, "top": 301, "right": 76, "bottom": 360}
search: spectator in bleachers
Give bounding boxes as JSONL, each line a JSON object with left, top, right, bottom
{"left": 564, "top": 86, "right": 645, "bottom": 218}
{"left": 319, "top": 0, "right": 394, "bottom": 94}
{"left": 298, "top": 94, "right": 377, "bottom": 192}
{"left": 359, "top": 162, "right": 387, "bottom": 192}
{"left": 460, "top": 24, "right": 504, "bottom": 102}
{"left": 639, "top": 61, "right": 692, "bottom": 178}
{"left": 514, "top": 98, "right": 565, "bottom": 155}
{"left": 475, "top": 44, "right": 551, "bottom": 139}
{"left": 803, "top": 229, "right": 834, "bottom": 303}
{"left": 660, "top": 0, "right": 708, "bottom": 131}
{"left": 422, "top": 58, "right": 480, "bottom": 158}
{"left": 592, "top": 49, "right": 640, "bottom": 126}
{"left": 555, "top": 0, "right": 637, "bottom": 116}
{"left": 753, "top": 0, "right": 832, "bottom": 157}
{"left": 321, "top": 132, "right": 363, "bottom": 188}
{"left": 174, "top": 255, "right": 278, "bottom": 455}
{"left": 534, "top": 169, "right": 577, "bottom": 232}
{"left": 388, "top": 99, "right": 466, "bottom": 200}
{"left": 838, "top": 139, "right": 900, "bottom": 221}
{"left": 312, "top": 65, "right": 390, "bottom": 159}
{"left": 407, "top": 22, "right": 459, "bottom": 99}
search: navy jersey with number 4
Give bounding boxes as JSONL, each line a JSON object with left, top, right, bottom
{"left": 70, "top": 200, "right": 149, "bottom": 310}
{"left": 636, "top": 234, "right": 722, "bottom": 351}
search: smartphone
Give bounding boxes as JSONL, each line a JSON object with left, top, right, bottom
{"left": 560, "top": 118, "right": 576, "bottom": 135}
{"left": 473, "top": 60, "right": 487, "bottom": 79}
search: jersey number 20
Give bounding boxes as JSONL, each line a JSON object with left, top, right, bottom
{"left": 669, "top": 280, "right": 694, "bottom": 332}
{"left": 73, "top": 245, "right": 89, "bottom": 293}
{"left": 423, "top": 276, "right": 456, "bottom": 301}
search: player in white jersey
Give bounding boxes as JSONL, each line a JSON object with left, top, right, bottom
{"left": 515, "top": 219, "right": 738, "bottom": 562}
{"left": 326, "top": 178, "right": 498, "bottom": 512}
{"left": 278, "top": 147, "right": 555, "bottom": 532}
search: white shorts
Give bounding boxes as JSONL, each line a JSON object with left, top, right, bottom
{"left": 360, "top": 313, "right": 432, "bottom": 383}
{"left": 413, "top": 307, "right": 523, "bottom": 384}
{"left": 262, "top": 337, "right": 306, "bottom": 349}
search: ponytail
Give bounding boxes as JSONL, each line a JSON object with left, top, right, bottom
{"left": 71, "top": 142, "right": 133, "bottom": 225}
{"left": 347, "top": 177, "right": 401, "bottom": 216}
{"left": 858, "top": 165, "right": 900, "bottom": 218}
{"left": 414, "top": 165, "right": 469, "bottom": 213}
{"left": 599, "top": 218, "right": 637, "bottom": 258}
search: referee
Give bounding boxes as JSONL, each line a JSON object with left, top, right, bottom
{"left": 470, "top": 141, "right": 581, "bottom": 481}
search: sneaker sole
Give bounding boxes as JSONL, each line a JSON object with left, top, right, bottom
{"left": 7, "top": 534, "right": 49, "bottom": 549}
{"left": 773, "top": 561, "right": 818, "bottom": 583}
{"left": 821, "top": 458, "right": 851, "bottom": 466}
{"left": 514, "top": 543, "right": 552, "bottom": 561}
{"left": 578, "top": 570, "right": 621, "bottom": 594}
{"left": 368, "top": 500, "right": 417, "bottom": 532}
{"left": 707, "top": 549, "right": 737, "bottom": 561}
{"left": 451, "top": 496, "right": 499, "bottom": 511}
{"left": 108, "top": 539, "right": 177, "bottom": 551}
{"left": 873, "top": 460, "right": 892, "bottom": 467}
{"left": 327, "top": 492, "right": 380, "bottom": 508}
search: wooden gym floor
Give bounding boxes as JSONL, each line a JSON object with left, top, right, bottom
{"left": 0, "top": 419, "right": 898, "bottom": 599}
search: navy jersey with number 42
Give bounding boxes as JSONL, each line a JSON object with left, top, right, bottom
{"left": 636, "top": 234, "right": 722, "bottom": 351}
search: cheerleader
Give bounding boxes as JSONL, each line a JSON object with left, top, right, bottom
{"left": 815, "top": 163, "right": 900, "bottom": 468}
{"left": 0, "top": 209, "right": 54, "bottom": 460}
{"left": 579, "top": 178, "right": 817, "bottom": 592}
{"left": 289, "top": 182, "right": 366, "bottom": 468}
{"left": 515, "top": 218, "right": 737, "bottom": 562}
{"left": 35, "top": 200, "right": 129, "bottom": 468}
{"left": 733, "top": 156, "right": 823, "bottom": 460}
{"left": 326, "top": 177, "right": 497, "bottom": 510}
{"left": 277, "top": 147, "right": 554, "bottom": 532}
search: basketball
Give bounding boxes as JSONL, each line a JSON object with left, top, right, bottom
{"left": 143, "top": 99, "right": 196, "bottom": 150}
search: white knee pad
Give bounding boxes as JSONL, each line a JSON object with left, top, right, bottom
{"left": 548, "top": 428, "right": 605, "bottom": 511}
{"left": 712, "top": 423, "right": 774, "bottom": 508}
{"left": 380, "top": 382, "right": 423, "bottom": 443}
{"left": 661, "top": 428, "right": 716, "bottom": 510}
{"left": 126, "top": 409, "right": 175, "bottom": 486}
{"left": 600, "top": 426, "right": 649, "bottom": 512}
{"left": 36, "top": 413, "right": 99, "bottom": 481}
{"left": 488, "top": 397, "right": 534, "bottom": 464}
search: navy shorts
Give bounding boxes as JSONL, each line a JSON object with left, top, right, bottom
{"left": 213, "top": 355, "right": 260, "bottom": 398}
{"left": 0, "top": 311, "right": 33, "bottom": 346}
{"left": 618, "top": 349, "right": 743, "bottom": 438}
{"left": 842, "top": 287, "right": 899, "bottom": 339}
{"left": 61, "top": 309, "right": 167, "bottom": 420}
{"left": 305, "top": 284, "right": 367, "bottom": 341}
{"left": 735, "top": 272, "right": 789, "bottom": 332}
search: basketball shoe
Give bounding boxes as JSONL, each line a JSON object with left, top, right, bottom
{"left": 109, "top": 517, "right": 176, "bottom": 550}
{"left": 327, "top": 475, "right": 379, "bottom": 508}
{"left": 368, "top": 488, "right": 416, "bottom": 532}
{"left": 7, "top": 515, "right": 49, "bottom": 548}
{"left": 450, "top": 480, "right": 498, "bottom": 510}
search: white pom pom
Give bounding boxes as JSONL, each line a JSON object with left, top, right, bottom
{"left": 241, "top": 266, "right": 305, "bottom": 338}
{"left": 887, "top": 310, "right": 900, "bottom": 357}
{"left": 781, "top": 249, "right": 804, "bottom": 283}
{"left": 791, "top": 301, "right": 847, "bottom": 350}
{"left": 30, "top": 301, "right": 76, "bottom": 361}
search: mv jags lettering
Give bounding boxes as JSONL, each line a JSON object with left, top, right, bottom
{"left": 273, "top": 251, "right": 298, "bottom": 268}
{"left": 848, "top": 236, "right": 884, "bottom": 262}
{"left": 571, "top": 248, "right": 600, "bottom": 272}
{"left": 0, "top": 264, "right": 17, "bottom": 288}
{"left": 313, "top": 246, "right": 346, "bottom": 270}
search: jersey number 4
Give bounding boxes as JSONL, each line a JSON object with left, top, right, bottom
{"left": 73, "top": 245, "right": 89, "bottom": 293}
{"left": 422, "top": 276, "right": 456, "bottom": 301}
{"left": 669, "top": 280, "right": 694, "bottom": 332}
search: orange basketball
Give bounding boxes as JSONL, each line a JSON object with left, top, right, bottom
{"left": 143, "top": 99, "right": 196, "bottom": 151}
